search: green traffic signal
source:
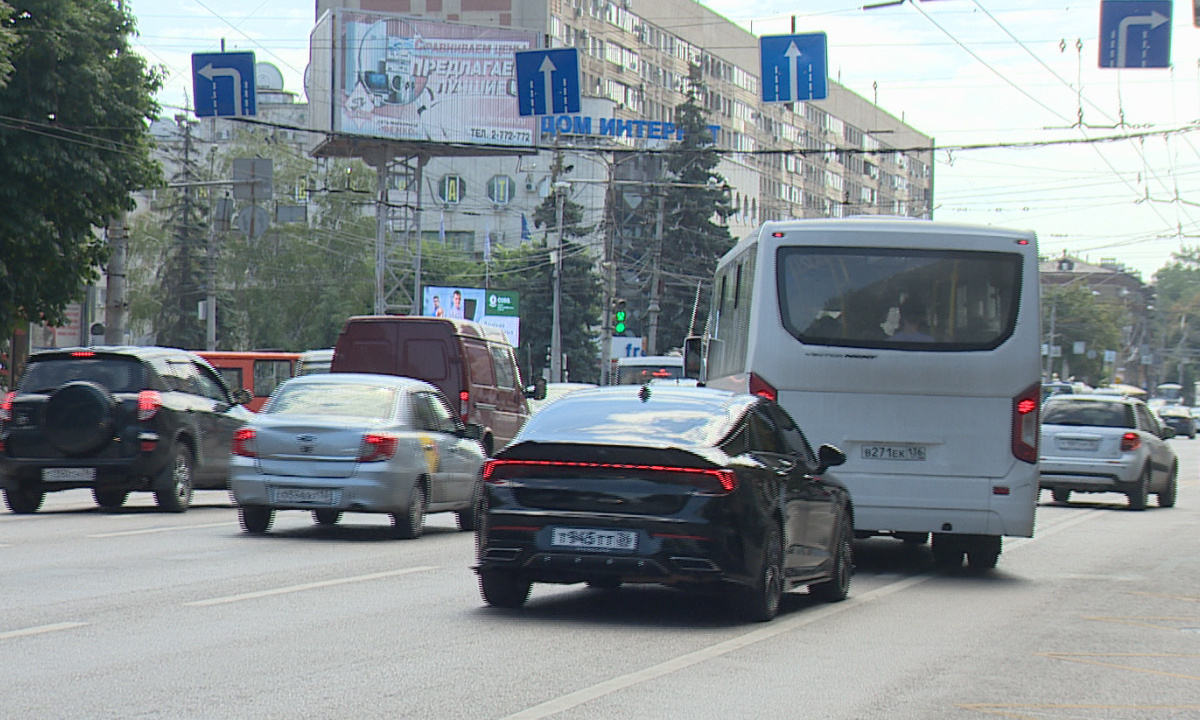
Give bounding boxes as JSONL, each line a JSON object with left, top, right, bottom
{"left": 613, "top": 299, "right": 627, "bottom": 334}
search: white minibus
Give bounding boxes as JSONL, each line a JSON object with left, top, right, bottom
{"left": 687, "top": 217, "right": 1041, "bottom": 569}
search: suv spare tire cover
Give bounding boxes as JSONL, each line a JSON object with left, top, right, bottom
{"left": 44, "top": 381, "right": 118, "bottom": 456}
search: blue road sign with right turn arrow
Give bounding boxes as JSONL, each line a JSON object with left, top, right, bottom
{"left": 514, "top": 48, "right": 581, "bottom": 117}
{"left": 192, "top": 52, "right": 258, "bottom": 117}
{"left": 760, "top": 33, "right": 828, "bottom": 103}
{"left": 1099, "top": 0, "right": 1172, "bottom": 68}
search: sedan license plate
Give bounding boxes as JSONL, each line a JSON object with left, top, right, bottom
{"left": 271, "top": 486, "right": 335, "bottom": 505}
{"left": 42, "top": 467, "right": 96, "bottom": 482}
{"left": 860, "top": 444, "right": 926, "bottom": 461}
{"left": 1057, "top": 438, "right": 1099, "bottom": 451}
{"left": 551, "top": 527, "right": 638, "bottom": 551}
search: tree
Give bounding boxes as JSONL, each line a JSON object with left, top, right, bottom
{"left": 152, "top": 117, "right": 209, "bottom": 349}
{"left": 0, "top": 0, "right": 161, "bottom": 334}
{"left": 1042, "top": 283, "right": 1127, "bottom": 386}
{"left": 1151, "top": 249, "right": 1200, "bottom": 394}
{"left": 654, "top": 64, "right": 734, "bottom": 350}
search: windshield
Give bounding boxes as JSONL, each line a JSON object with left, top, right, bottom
{"left": 615, "top": 364, "right": 684, "bottom": 385}
{"left": 1042, "top": 399, "right": 1132, "bottom": 429}
{"left": 519, "top": 389, "right": 739, "bottom": 447}
{"left": 777, "top": 246, "right": 1021, "bottom": 351}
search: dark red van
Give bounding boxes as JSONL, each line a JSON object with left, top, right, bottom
{"left": 330, "top": 316, "right": 530, "bottom": 455}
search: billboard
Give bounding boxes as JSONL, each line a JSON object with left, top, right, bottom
{"left": 423, "top": 286, "right": 520, "bottom": 346}
{"left": 311, "top": 10, "right": 538, "bottom": 146}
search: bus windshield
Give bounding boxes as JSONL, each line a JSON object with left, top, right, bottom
{"left": 777, "top": 247, "right": 1021, "bottom": 351}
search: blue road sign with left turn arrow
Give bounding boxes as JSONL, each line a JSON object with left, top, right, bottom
{"left": 192, "top": 52, "right": 257, "bottom": 117}
{"left": 515, "top": 48, "right": 581, "bottom": 116}
{"left": 760, "top": 33, "right": 827, "bottom": 103}
{"left": 1099, "top": 0, "right": 1172, "bottom": 68}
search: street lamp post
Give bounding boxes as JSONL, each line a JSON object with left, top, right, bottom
{"left": 550, "top": 180, "right": 569, "bottom": 383}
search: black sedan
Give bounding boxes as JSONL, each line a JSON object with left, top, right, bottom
{"left": 474, "top": 385, "right": 852, "bottom": 622}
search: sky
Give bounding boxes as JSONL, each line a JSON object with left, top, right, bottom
{"left": 126, "top": 0, "right": 1200, "bottom": 281}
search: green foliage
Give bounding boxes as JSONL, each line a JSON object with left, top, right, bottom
{"left": 656, "top": 64, "right": 734, "bottom": 349}
{"left": 1043, "top": 283, "right": 1127, "bottom": 386}
{"left": 1150, "top": 249, "right": 1200, "bottom": 391}
{"left": 0, "top": 0, "right": 161, "bottom": 334}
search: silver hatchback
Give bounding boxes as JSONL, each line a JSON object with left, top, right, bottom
{"left": 229, "top": 373, "right": 486, "bottom": 537}
{"left": 1039, "top": 394, "right": 1178, "bottom": 510}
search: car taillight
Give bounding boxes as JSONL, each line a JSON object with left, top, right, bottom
{"left": 749, "top": 372, "right": 777, "bottom": 402}
{"left": 1120, "top": 432, "right": 1140, "bottom": 452}
{"left": 483, "top": 459, "right": 737, "bottom": 494}
{"left": 1011, "top": 382, "right": 1039, "bottom": 463}
{"left": 137, "top": 390, "right": 162, "bottom": 421}
{"left": 459, "top": 390, "right": 470, "bottom": 420}
{"left": 69, "top": 351, "right": 95, "bottom": 358}
{"left": 359, "top": 433, "right": 398, "bottom": 462}
{"left": 232, "top": 427, "right": 257, "bottom": 457}
{"left": 1, "top": 391, "right": 14, "bottom": 422}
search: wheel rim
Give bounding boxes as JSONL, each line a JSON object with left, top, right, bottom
{"left": 171, "top": 455, "right": 192, "bottom": 502}
{"left": 763, "top": 530, "right": 783, "bottom": 614}
{"left": 407, "top": 485, "right": 427, "bottom": 535}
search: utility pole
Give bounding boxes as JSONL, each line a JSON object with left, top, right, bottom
{"left": 647, "top": 192, "right": 665, "bottom": 356}
{"left": 599, "top": 154, "right": 616, "bottom": 385}
{"left": 104, "top": 218, "right": 128, "bottom": 346}
{"left": 550, "top": 178, "right": 567, "bottom": 383}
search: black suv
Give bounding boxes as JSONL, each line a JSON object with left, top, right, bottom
{"left": 0, "top": 347, "right": 252, "bottom": 513}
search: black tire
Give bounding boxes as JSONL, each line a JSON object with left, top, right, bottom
{"left": 455, "top": 480, "right": 483, "bottom": 532}
{"left": 312, "top": 509, "right": 342, "bottom": 526}
{"left": 391, "top": 482, "right": 427, "bottom": 539}
{"left": 93, "top": 488, "right": 128, "bottom": 510}
{"left": 1052, "top": 488, "right": 1071, "bottom": 504}
{"left": 932, "top": 534, "right": 965, "bottom": 569}
{"left": 4, "top": 484, "right": 44, "bottom": 514}
{"left": 239, "top": 505, "right": 274, "bottom": 534}
{"left": 479, "top": 570, "right": 531, "bottom": 608}
{"left": 1127, "top": 466, "right": 1150, "bottom": 511}
{"left": 731, "top": 524, "right": 784, "bottom": 622}
{"left": 966, "top": 536, "right": 1001, "bottom": 571}
{"left": 1158, "top": 463, "right": 1178, "bottom": 508}
{"left": 43, "top": 382, "right": 116, "bottom": 455}
{"left": 154, "top": 443, "right": 194, "bottom": 513}
{"left": 809, "top": 513, "right": 852, "bottom": 602}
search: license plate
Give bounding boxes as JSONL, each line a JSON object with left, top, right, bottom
{"left": 551, "top": 527, "right": 638, "bottom": 551}
{"left": 860, "top": 444, "right": 926, "bottom": 461}
{"left": 42, "top": 467, "right": 96, "bottom": 482}
{"left": 271, "top": 486, "right": 335, "bottom": 505}
{"left": 1058, "top": 438, "right": 1099, "bottom": 451}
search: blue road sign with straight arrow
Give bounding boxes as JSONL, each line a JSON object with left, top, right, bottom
{"left": 760, "top": 33, "right": 828, "bottom": 103}
{"left": 192, "top": 51, "right": 257, "bottom": 118}
{"left": 514, "top": 48, "right": 581, "bottom": 117}
{"left": 1099, "top": 0, "right": 1172, "bottom": 68}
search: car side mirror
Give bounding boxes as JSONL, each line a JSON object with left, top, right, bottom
{"left": 461, "top": 423, "right": 484, "bottom": 441}
{"left": 231, "top": 388, "right": 253, "bottom": 406}
{"left": 525, "top": 377, "right": 546, "bottom": 401}
{"left": 816, "top": 444, "right": 847, "bottom": 474}
{"left": 683, "top": 335, "right": 703, "bottom": 379}
{"left": 1162, "top": 426, "right": 1176, "bottom": 439}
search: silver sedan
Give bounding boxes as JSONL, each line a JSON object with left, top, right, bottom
{"left": 229, "top": 373, "right": 486, "bottom": 537}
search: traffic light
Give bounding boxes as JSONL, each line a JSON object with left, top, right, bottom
{"left": 613, "top": 299, "right": 627, "bottom": 334}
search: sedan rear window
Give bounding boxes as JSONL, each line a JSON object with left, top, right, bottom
{"left": 266, "top": 383, "right": 399, "bottom": 420}
{"left": 1042, "top": 400, "right": 1132, "bottom": 429}
{"left": 520, "top": 392, "right": 737, "bottom": 447}
{"left": 19, "top": 358, "right": 145, "bottom": 394}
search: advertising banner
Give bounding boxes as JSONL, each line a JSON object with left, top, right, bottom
{"left": 423, "top": 286, "right": 520, "bottom": 346}
{"left": 329, "top": 10, "right": 538, "bottom": 146}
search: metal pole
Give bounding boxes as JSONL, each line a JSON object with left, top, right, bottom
{"left": 550, "top": 183, "right": 565, "bottom": 382}
{"left": 647, "top": 192, "right": 664, "bottom": 356}
{"left": 599, "top": 153, "right": 616, "bottom": 385}
{"left": 104, "top": 217, "right": 127, "bottom": 346}
{"left": 374, "top": 160, "right": 387, "bottom": 314}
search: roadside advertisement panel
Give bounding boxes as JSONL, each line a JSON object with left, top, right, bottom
{"left": 321, "top": 10, "right": 538, "bottom": 146}
{"left": 423, "top": 286, "right": 520, "bottom": 346}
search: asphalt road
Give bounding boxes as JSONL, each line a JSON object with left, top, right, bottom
{"left": 3, "top": 440, "right": 1199, "bottom": 720}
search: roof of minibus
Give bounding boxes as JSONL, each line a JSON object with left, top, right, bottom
{"left": 721, "top": 216, "right": 1037, "bottom": 264}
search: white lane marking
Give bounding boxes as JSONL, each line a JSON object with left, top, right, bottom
{"left": 0, "top": 622, "right": 88, "bottom": 640}
{"left": 502, "top": 507, "right": 1110, "bottom": 720}
{"left": 500, "top": 576, "right": 927, "bottom": 720}
{"left": 185, "top": 566, "right": 439, "bottom": 607}
{"left": 88, "top": 522, "right": 237, "bottom": 538}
